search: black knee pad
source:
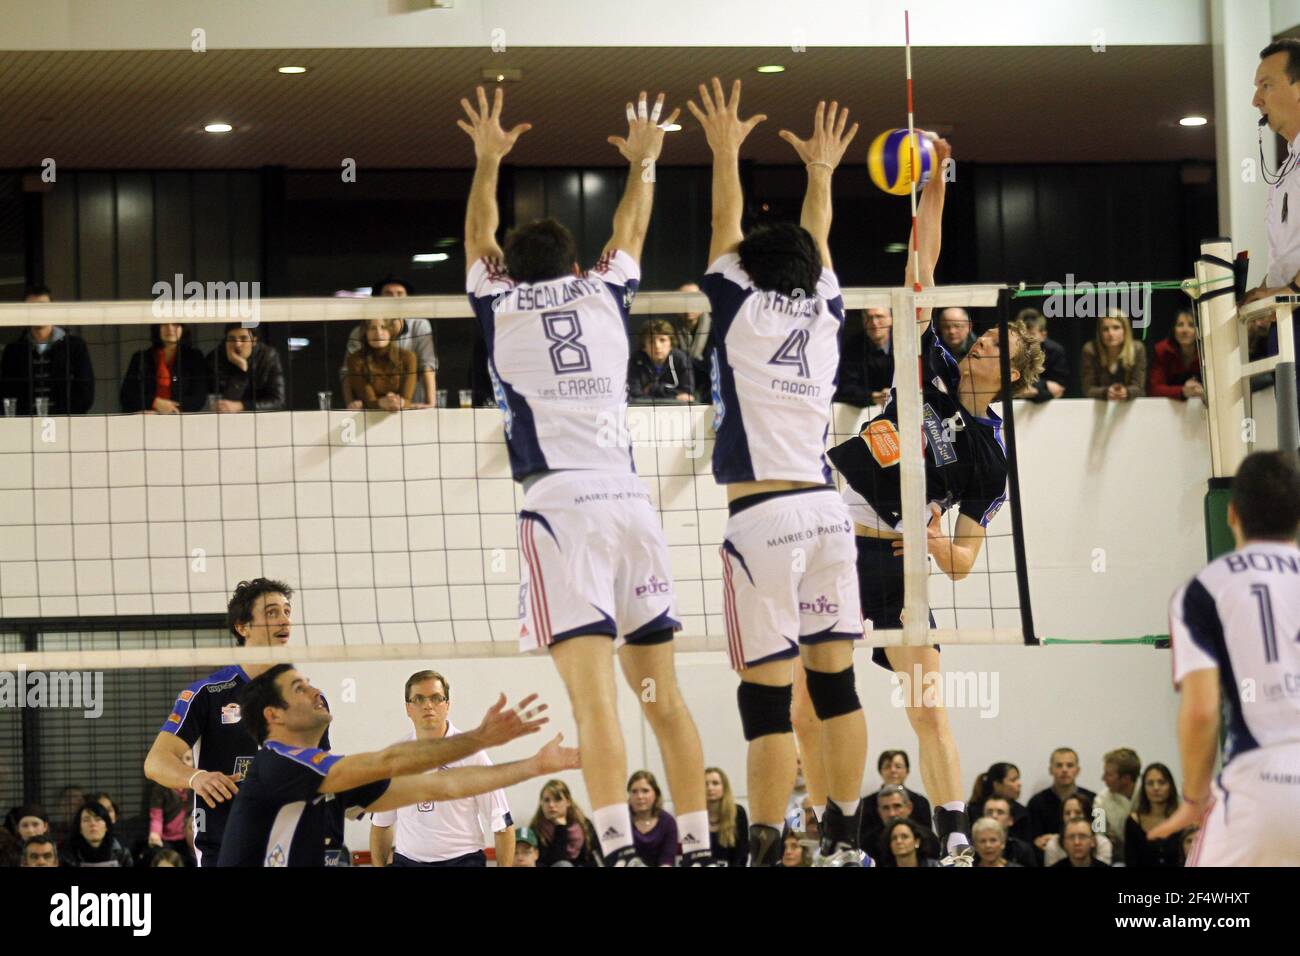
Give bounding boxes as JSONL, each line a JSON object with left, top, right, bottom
{"left": 804, "top": 665, "right": 861, "bottom": 721}
{"left": 736, "top": 681, "right": 793, "bottom": 741}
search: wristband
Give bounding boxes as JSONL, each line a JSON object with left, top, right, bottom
{"left": 1288, "top": 280, "right": 1300, "bottom": 294}
{"left": 187, "top": 770, "right": 205, "bottom": 788}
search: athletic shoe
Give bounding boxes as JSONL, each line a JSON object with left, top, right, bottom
{"left": 939, "top": 845, "right": 976, "bottom": 867}
{"left": 812, "top": 845, "right": 866, "bottom": 867}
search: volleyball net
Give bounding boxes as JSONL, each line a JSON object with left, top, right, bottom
{"left": 0, "top": 283, "right": 1034, "bottom": 674}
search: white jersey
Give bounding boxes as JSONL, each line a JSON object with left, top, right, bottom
{"left": 1169, "top": 540, "right": 1300, "bottom": 765}
{"left": 370, "top": 724, "right": 513, "bottom": 863}
{"left": 701, "top": 253, "right": 845, "bottom": 484}
{"left": 468, "top": 251, "right": 639, "bottom": 481}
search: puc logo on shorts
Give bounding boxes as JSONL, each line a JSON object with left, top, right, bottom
{"left": 799, "top": 595, "right": 839, "bottom": 616}
{"left": 635, "top": 576, "right": 671, "bottom": 598}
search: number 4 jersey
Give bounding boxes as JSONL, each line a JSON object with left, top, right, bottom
{"left": 468, "top": 251, "right": 639, "bottom": 482}
{"left": 700, "top": 252, "right": 846, "bottom": 485}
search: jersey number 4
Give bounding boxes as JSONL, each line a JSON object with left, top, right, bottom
{"left": 768, "top": 328, "right": 811, "bottom": 378}
{"left": 542, "top": 310, "right": 591, "bottom": 375}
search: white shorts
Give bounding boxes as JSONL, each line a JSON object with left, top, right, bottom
{"left": 719, "top": 488, "right": 864, "bottom": 670}
{"left": 516, "top": 471, "right": 678, "bottom": 653}
{"left": 1188, "top": 741, "right": 1300, "bottom": 866}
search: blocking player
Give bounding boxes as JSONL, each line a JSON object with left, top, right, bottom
{"left": 216, "top": 664, "right": 572, "bottom": 866}
{"left": 801, "top": 138, "right": 1044, "bottom": 865}
{"left": 144, "top": 578, "right": 332, "bottom": 866}
{"left": 1150, "top": 451, "right": 1300, "bottom": 865}
{"left": 689, "top": 79, "right": 867, "bottom": 866}
{"left": 457, "top": 85, "right": 715, "bottom": 866}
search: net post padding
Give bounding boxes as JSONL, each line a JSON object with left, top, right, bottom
{"left": 1196, "top": 238, "right": 1247, "bottom": 478}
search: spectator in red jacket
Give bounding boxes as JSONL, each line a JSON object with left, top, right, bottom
{"left": 1148, "top": 309, "right": 1204, "bottom": 401}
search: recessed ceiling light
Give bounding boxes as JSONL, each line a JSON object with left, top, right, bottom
{"left": 661, "top": 123, "right": 682, "bottom": 132}
{"left": 277, "top": 66, "right": 308, "bottom": 75}
{"left": 755, "top": 65, "right": 785, "bottom": 74}
{"left": 412, "top": 253, "right": 450, "bottom": 263}
{"left": 1180, "top": 115, "right": 1208, "bottom": 127}
{"left": 482, "top": 67, "right": 522, "bottom": 83}
{"left": 204, "top": 123, "right": 233, "bottom": 133}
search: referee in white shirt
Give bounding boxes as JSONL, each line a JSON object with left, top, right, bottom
{"left": 370, "top": 670, "right": 517, "bottom": 867}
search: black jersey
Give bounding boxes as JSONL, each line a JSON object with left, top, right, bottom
{"left": 215, "top": 742, "right": 389, "bottom": 867}
{"left": 827, "top": 319, "right": 1008, "bottom": 531}
{"left": 159, "top": 665, "right": 333, "bottom": 860}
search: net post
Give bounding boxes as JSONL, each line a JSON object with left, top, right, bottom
{"left": 891, "top": 285, "right": 929, "bottom": 646}
{"left": 1275, "top": 302, "right": 1299, "bottom": 459}
{"left": 1195, "top": 237, "right": 1243, "bottom": 561}
{"left": 996, "top": 291, "right": 1037, "bottom": 646}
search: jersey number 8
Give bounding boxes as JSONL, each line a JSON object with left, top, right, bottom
{"left": 542, "top": 310, "right": 591, "bottom": 375}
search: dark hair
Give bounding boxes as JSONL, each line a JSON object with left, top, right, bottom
{"left": 737, "top": 222, "right": 822, "bottom": 298}
{"left": 372, "top": 275, "right": 414, "bottom": 296}
{"left": 223, "top": 322, "right": 258, "bottom": 338}
{"left": 1167, "top": 308, "right": 1197, "bottom": 345}
{"left": 968, "top": 762, "right": 1019, "bottom": 808}
{"left": 1261, "top": 39, "right": 1300, "bottom": 84}
{"left": 4, "top": 803, "right": 48, "bottom": 836}
{"left": 150, "top": 323, "right": 192, "bottom": 349}
{"left": 74, "top": 800, "right": 113, "bottom": 837}
{"left": 877, "top": 749, "right": 911, "bottom": 773}
{"left": 227, "top": 578, "right": 293, "bottom": 646}
{"left": 640, "top": 318, "right": 675, "bottom": 346}
{"left": 239, "top": 663, "right": 296, "bottom": 745}
{"left": 626, "top": 770, "right": 664, "bottom": 816}
{"left": 22, "top": 834, "right": 56, "bottom": 860}
{"left": 1134, "top": 763, "right": 1180, "bottom": 818}
{"left": 1014, "top": 307, "right": 1046, "bottom": 331}
{"left": 504, "top": 218, "right": 578, "bottom": 284}
{"left": 1231, "top": 451, "right": 1300, "bottom": 540}
{"left": 23, "top": 283, "right": 51, "bottom": 300}
{"left": 1059, "top": 792, "right": 1095, "bottom": 834}
{"left": 404, "top": 669, "right": 449, "bottom": 702}
{"left": 150, "top": 848, "right": 186, "bottom": 867}
{"left": 879, "top": 818, "right": 933, "bottom": 866}
{"left": 88, "top": 792, "right": 118, "bottom": 822}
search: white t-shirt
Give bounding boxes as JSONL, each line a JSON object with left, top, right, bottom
{"left": 1266, "top": 133, "right": 1300, "bottom": 287}
{"left": 370, "top": 722, "right": 513, "bottom": 863}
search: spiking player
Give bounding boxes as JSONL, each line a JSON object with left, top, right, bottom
{"left": 689, "top": 79, "right": 867, "bottom": 866}
{"left": 1151, "top": 451, "right": 1300, "bottom": 865}
{"left": 458, "top": 85, "right": 715, "bottom": 866}
{"left": 797, "top": 137, "right": 1043, "bottom": 865}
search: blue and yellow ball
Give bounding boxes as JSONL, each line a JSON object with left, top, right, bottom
{"left": 867, "top": 128, "right": 936, "bottom": 196}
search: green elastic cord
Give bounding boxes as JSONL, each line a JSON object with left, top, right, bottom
{"left": 1040, "top": 635, "right": 1168, "bottom": 646}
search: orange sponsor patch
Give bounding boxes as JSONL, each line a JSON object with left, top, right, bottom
{"left": 310, "top": 751, "right": 328, "bottom": 765}
{"left": 863, "top": 420, "right": 901, "bottom": 467}
{"left": 167, "top": 713, "right": 181, "bottom": 724}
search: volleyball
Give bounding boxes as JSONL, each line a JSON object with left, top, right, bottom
{"left": 867, "top": 128, "right": 937, "bottom": 196}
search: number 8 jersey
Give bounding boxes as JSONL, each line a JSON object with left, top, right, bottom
{"left": 701, "top": 252, "right": 846, "bottom": 485}
{"left": 468, "top": 250, "right": 640, "bottom": 482}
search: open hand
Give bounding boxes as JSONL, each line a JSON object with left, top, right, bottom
{"left": 534, "top": 733, "right": 581, "bottom": 774}
{"left": 686, "top": 77, "right": 766, "bottom": 155}
{"left": 457, "top": 86, "right": 532, "bottom": 162}
{"left": 778, "top": 100, "right": 860, "bottom": 172}
{"left": 608, "top": 91, "right": 680, "bottom": 166}
{"left": 474, "top": 692, "right": 549, "bottom": 747}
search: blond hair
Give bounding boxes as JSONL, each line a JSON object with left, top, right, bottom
{"left": 706, "top": 766, "right": 739, "bottom": 848}
{"left": 1095, "top": 309, "right": 1141, "bottom": 372}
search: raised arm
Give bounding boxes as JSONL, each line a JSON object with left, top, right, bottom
{"left": 603, "top": 91, "right": 680, "bottom": 264}
{"left": 458, "top": 86, "right": 532, "bottom": 268}
{"left": 777, "top": 100, "right": 860, "bottom": 272}
{"left": 903, "top": 135, "right": 951, "bottom": 326}
{"left": 687, "top": 78, "right": 766, "bottom": 265}
{"left": 320, "top": 692, "right": 547, "bottom": 795}
{"left": 364, "top": 734, "right": 580, "bottom": 814}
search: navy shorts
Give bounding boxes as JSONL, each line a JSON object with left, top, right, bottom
{"left": 855, "top": 535, "right": 939, "bottom": 671}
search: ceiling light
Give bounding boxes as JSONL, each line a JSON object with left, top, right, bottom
{"left": 204, "top": 123, "right": 233, "bottom": 133}
{"left": 412, "top": 253, "right": 450, "bottom": 263}
{"left": 277, "top": 66, "right": 308, "bottom": 74}
{"left": 661, "top": 123, "right": 682, "bottom": 132}
{"left": 884, "top": 242, "right": 908, "bottom": 253}
{"left": 482, "top": 67, "right": 522, "bottom": 83}
{"left": 1179, "top": 115, "right": 1208, "bottom": 127}
{"left": 755, "top": 65, "right": 785, "bottom": 74}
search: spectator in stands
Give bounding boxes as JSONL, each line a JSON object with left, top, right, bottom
{"left": 1247, "top": 314, "right": 1276, "bottom": 392}
{"left": 4, "top": 804, "right": 49, "bottom": 843}
{"left": 60, "top": 801, "right": 133, "bottom": 867}
{"left": 705, "top": 766, "right": 748, "bottom": 867}
{"left": 938, "top": 308, "right": 976, "bottom": 361}
{"left": 879, "top": 818, "right": 939, "bottom": 867}
{"left": 1041, "top": 793, "right": 1113, "bottom": 866}
{"left": 629, "top": 319, "right": 693, "bottom": 403}
{"left": 1081, "top": 310, "right": 1146, "bottom": 401}
{"left": 120, "top": 322, "right": 211, "bottom": 414}
{"left": 863, "top": 749, "right": 932, "bottom": 828}
{"left": 21, "top": 835, "right": 58, "bottom": 867}
{"left": 90, "top": 792, "right": 119, "bottom": 825}
{"left": 52, "top": 786, "right": 85, "bottom": 844}
{"left": 627, "top": 770, "right": 678, "bottom": 867}
{"left": 971, "top": 817, "right": 1020, "bottom": 867}
{"left": 344, "top": 318, "right": 418, "bottom": 411}
{"left": 671, "top": 282, "right": 711, "bottom": 399}
{"left": 778, "top": 831, "right": 811, "bottom": 868}
{"left": 530, "top": 779, "right": 600, "bottom": 867}
{"left": 862, "top": 784, "right": 941, "bottom": 860}
{"left": 834, "top": 308, "right": 894, "bottom": 408}
{"left": 0, "top": 828, "right": 18, "bottom": 867}
{"left": 340, "top": 276, "right": 438, "bottom": 407}
{"left": 209, "top": 324, "right": 285, "bottom": 412}
{"left": 1148, "top": 309, "right": 1204, "bottom": 401}
{"left": 1051, "top": 819, "right": 1109, "bottom": 867}
{"left": 0, "top": 285, "right": 95, "bottom": 415}
{"left": 980, "top": 796, "right": 1037, "bottom": 866}
{"left": 968, "top": 762, "right": 1031, "bottom": 842}
{"left": 513, "top": 827, "right": 539, "bottom": 867}
{"left": 149, "top": 848, "right": 186, "bottom": 867}
{"left": 1028, "top": 747, "right": 1096, "bottom": 843}
{"left": 1096, "top": 747, "right": 1140, "bottom": 861}
{"left": 1180, "top": 825, "right": 1200, "bottom": 865}
{"left": 1012, "top": 309, "right": 1069, "bottom": 401}
{"left": 146, "top": 773, "right": 193, "bottom": 865}
{"left": 1124, "top": 763, "right": 1183, "bottom": 867}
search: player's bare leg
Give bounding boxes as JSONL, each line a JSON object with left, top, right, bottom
{"left": 801, "top": 640, "right": 868, "bottom": 864}
{"left": 549, "top": 636, "right": 640, "bottom": 865}
{"left": 791, "top": 659, "right": 831, "bottom": 825}
{"left": 618, "top": 640, "right": 713, "bottom": 864}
